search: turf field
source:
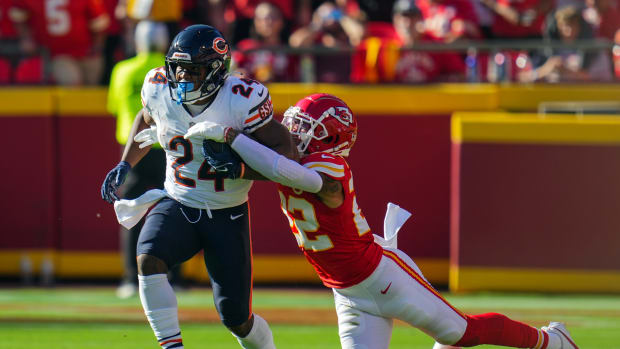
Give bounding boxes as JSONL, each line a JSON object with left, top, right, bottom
{"left": 1, "top": 286, "right": 619, "bottom": 348}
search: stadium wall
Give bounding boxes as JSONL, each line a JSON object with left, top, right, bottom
{"left": 1, "top": 84, "right": 619, "bottom": 290}
{"left": 451, "top": 112, "right": 620, "bottom": 293}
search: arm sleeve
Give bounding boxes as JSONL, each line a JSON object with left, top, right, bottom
{"left": 231, "top": 134, "right": 323, "bottom": 193}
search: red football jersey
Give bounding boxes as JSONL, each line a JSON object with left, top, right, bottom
{"left": 416, "top": 0, "right": 480, "bottom": 41}
{"left": 229, "top": 0, "right": 293, "bottom": 20}
{"left": 277, "top": 152, "right": 383, "bottom": 289}
{"left": 594, "top": 4, "right": 620, "bottom": 39}
{"left": 0, "top": 0, "right": 17, "bottom": 38}
{"left": 491, "top": 0, "right": 552, "bottom": 38}
{"left": 232, "top": 38, "right": 299, "bottom": 82}
{"left": 11, "top": 0, "right": 108, "bottom": 57}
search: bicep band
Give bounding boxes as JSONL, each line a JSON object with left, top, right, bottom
{"left": 231, "top": 134, "right": 323, "bottom": 193}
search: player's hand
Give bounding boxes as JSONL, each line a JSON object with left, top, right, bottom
{"left": 202, "top": 140, "right": 245, "bottom": 180}
{"left": 100, "top": 161, "right": 132, "bottom": 203}
{"left": 184, "top": 120, "right": 229, "bottom": 143}
{"left": 134, "top": 126, "right": 158, "bottom": 149}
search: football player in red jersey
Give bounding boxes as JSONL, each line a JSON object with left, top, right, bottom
{"left": 165, "top": 94, "right": 579, "bottom": 349}
{"left": 9, "top": 0, "right": 109, "bottom": 85}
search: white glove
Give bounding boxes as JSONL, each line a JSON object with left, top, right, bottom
{"left": 184, "top": 120, "right": 229, "bottom": 142}
{"left": 134, "top": 126, "right": 158, "bottom": 149}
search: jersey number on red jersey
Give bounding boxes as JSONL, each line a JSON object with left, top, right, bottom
{"left": 279, "top": 193, "right": 333, "bottom": 252}
{"left": 46, "top": 0, "right": 70, "bottom": 36}
{"left": 278, "top": 190, "right": 370, "bottom": 252}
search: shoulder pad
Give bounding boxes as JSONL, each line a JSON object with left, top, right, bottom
{"left": 144, "top": 66, "right": 167, "bottom": 86}
{"left": 141, "top": 67, "right": 167, "bottom": 111}
{"left": 227, "top": 77, "right": 273, "bottom": 133}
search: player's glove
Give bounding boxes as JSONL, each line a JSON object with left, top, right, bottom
{"left": 202, "top": 140, "right": 245, "bottom": 180}
{"left": 134, "top": 126, "right": 158, "bottom": 148}
{"left": 100, "top": 161, "right": 131, "bottom": 203}
{"left": 184, "top": 120, "right": 230, "bottom": 143}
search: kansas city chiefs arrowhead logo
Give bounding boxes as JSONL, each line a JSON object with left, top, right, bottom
{"left": 328, "top": 107, "right": 353, "bottom": 126}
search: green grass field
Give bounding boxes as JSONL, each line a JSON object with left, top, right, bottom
{"left": 1, "top": 286, "right": 619, "bottom": 348}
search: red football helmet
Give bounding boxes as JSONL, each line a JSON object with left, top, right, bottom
{"left": 282, "top": 93, "right": 358, "bottom": 156}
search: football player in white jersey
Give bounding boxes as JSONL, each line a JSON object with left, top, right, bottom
{"left": 186, "top": 93, "right": 579, "bottom": 349}
{"left": 101, "top": 25, "right": 298, "bottom": 349}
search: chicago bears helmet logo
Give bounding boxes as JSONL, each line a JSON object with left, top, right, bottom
{"left": 328, "top": 107, "right": 353, "bottom": 126}
{"left": 212, "top": 37, "right": 228, "bottom": 54}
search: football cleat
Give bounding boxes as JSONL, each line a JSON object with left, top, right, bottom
{"left": 543, "top": 322, "right": 579, "bottom": 349}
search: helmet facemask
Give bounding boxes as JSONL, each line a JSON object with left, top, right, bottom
{"left": 283, "top": 106, "right": 336, "bottom": 155}
{"left": 166, "top": 58, "right": 228, "bottom": 105}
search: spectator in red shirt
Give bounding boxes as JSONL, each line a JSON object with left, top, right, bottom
{"left": 351, "top": 0, "right": 467, "bottom": 83}
{"left": 10, "top": 0, "right": 110, "bottom": 85}
{"left": 391, "top": 0, "right": 441, "bottom": 82}
{"left": 481, "top": 0, "right": 554, "bottom": 39}
{"left": 394, "top": 0, "right": 467, "bottom": 81}
{"left": 232, "top": 1, "right": 298, "bottom": 82}
{"left": 101, "top": 0, "right": 124, "bottom": 85}
{"left": 583, "top": 0, "right": 620, "bottom": 40}
{"left": 0, "top": 0, "right": 17, "bottom": 40}
{"left": 289, "top": 1, "right": 365, "bottom": 82}
{"left": 416, "top": 0, "right": 481, "bottom": 42}
{"left": 290, "top": 1, "right": 364, "bottom": 48}
{"left": 225, "top": 0, "right": 294, "bottom": 44}
{"left": 0, "top": 0, "right": 18, "bottom": 84}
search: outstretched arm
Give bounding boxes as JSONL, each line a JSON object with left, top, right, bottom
{"left": 236, "top": 118, "right": 300, "bottom": 180}
{"left": 225, "top": 128, "right": 322, "bottom": 192}
{"left": 228, "top": 128, "right": 344, "bottom": 206}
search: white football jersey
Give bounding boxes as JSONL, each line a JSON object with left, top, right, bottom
{"left": 140, "top": 67, "right": 274, "bottom": 209}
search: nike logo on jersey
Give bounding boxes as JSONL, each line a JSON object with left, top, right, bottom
{"left": 230, "top": 213, "right": 244, "bottom": 220}
{"left": 257, "top": 89, "right": 264, "bottom": 97}
{"left": 321, "top": 154, "right": 333, "bottom": 159}
{"left": 380, "top": 282, "right": 392, "bottom": 294}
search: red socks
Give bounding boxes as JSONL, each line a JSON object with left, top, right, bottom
{"left": 454, "top": 313, "right": 549, "bottom": 348}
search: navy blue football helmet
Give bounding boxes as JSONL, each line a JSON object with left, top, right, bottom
{"left": 165, "top": 25, "right": 230, "bottom": 104}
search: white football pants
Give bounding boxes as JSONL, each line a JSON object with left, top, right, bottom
{"left": 333, "top": 247, "right": 468, "bottom": 349}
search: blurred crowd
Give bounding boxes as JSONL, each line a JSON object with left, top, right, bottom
{"left": 1, "top": 0, "right": 620, "bottom": 85}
